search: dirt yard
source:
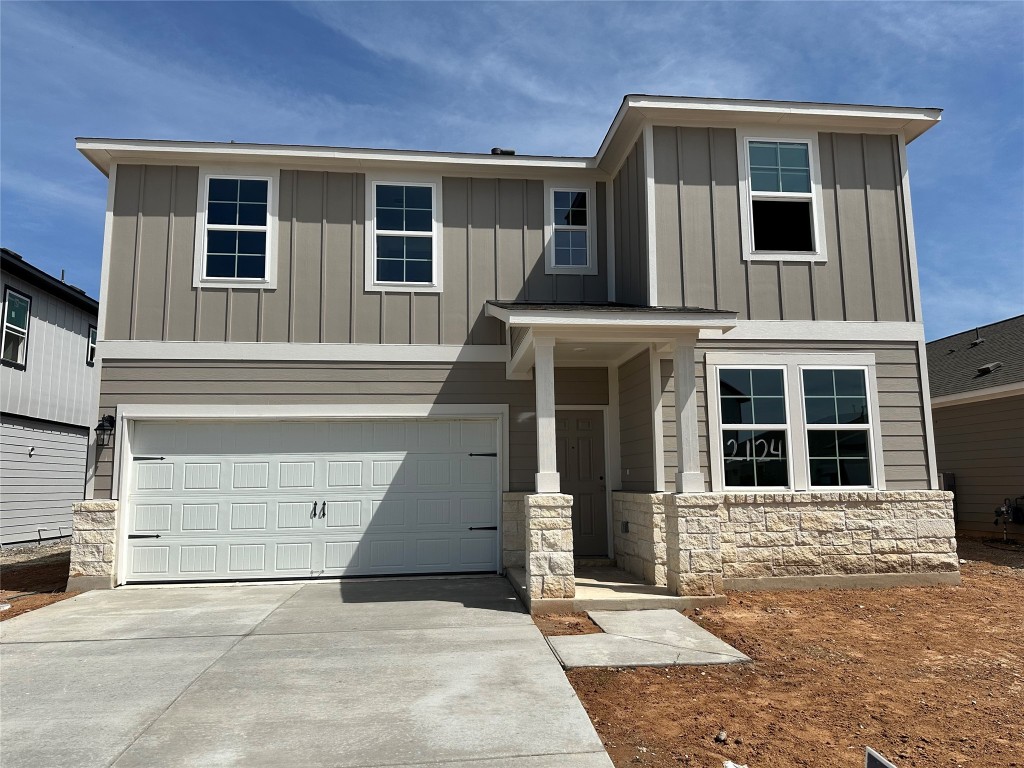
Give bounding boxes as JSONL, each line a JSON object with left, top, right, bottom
{"left": 0, "top": 542, "right": 77, "bottom": 620}
{"left": 540, "top": 538, "right": 1024, "bottom": 768}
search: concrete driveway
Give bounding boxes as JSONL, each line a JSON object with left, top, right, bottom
{"left": 0, "top": 577, "right": 612, "bottom": 768}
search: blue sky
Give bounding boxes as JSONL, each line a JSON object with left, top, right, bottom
{"left": 1, "top": 1, "right": 1021, "bottom": 340}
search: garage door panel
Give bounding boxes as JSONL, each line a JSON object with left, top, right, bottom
{"left": 125, "top": 419, "right": 499, "bottom": 582}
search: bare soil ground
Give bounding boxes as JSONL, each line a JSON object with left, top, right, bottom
{"left": 540, "top": 538, "right": 1024, "bottom": 768}
{"left": 0, "top": 542, "right": 77, "bottom": 621}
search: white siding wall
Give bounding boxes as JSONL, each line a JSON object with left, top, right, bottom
{"left": 1, "top": 273, "right": 100, "bottom": 428}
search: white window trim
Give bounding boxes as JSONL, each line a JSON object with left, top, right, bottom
{"left": 364, "top": 172, "right": 443, "bottom": 293}
{"left": 736, "top": 127, "right": 828, "bottom": 263}
{"left": 713, "top": 364, "right": 795, "bottom": 492}
{"left": 544, "top": 180, "right": 598, "bottom": 276}
{"left": 1, "top": 286, "right": 31, "bottom": 368}
{"left": 192, "top": 167, "right": 280, "bottom": 290}
{"left": 706, "top": 352, "right": 885, "bottom": 492}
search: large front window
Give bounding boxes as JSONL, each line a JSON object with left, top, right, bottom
{"left": 203, "top": 177, "right": 270, "bottom": 281}
{"left": 373, "top": 183, "right": 436, "bottom": 285}
{"left": 803, "top": 368, "right": 873, "bottom": 488}
{"left": 2, "top": 287, "right": 31, "bottom": 368}
{"left": 718, "top": 367, "right": 790, "bottom": 488}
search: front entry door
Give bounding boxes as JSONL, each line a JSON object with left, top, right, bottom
{"left": 556, "top": 410, "right": 608, "bottom": 558}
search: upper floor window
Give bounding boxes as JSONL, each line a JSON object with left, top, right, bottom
{"left": 1, "top": 287, "right": 31, "bottom": 368}
{"left": 737, "top": 129, "right": 827, "bottom": 263}
{"left": 193, "top": 169, "right": 279, "bottom": 290}
{"left": 545, "top": 183, "right": 597, "bottom": 275}
{"left": 86, "top": 325, "right": 97, "bottom": 367}
{"left": 366, "top": 178, "right": 441, "bottom": 292}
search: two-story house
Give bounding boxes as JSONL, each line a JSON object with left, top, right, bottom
{"left": 69, "top": 95, "right": 959, "bottom": 608}
{"left": 1, "top": 247, "right": 100, "bottom": 545}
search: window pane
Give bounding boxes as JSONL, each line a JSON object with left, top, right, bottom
{"left": 752, "top": 396, "right": 786, "bottom": 425}
{"left": 554, "top": 230, "right": 572, "bottom": 249}
{"left": 5, "top": 294, "right": 29, "bottom": 329}
{"left": 834, "top": 369, "right": 867, "bottom": 396}
{"left": 802, "top": 369, "right": 834, "bottom": 397}
{"left": 756, "top": 458, "right": 789, "bottom": 487}
{"left": 208, "top": 178, "right": 239, "bottom": 202}
{"left": 376, "top": 259, "right": 405, "bottom": 282}
{"left": 778, "top": 143, "right": 809, "bottom": 169}
{"left": 569, "top": 230, "right": 587, "bottom": 249}
{"left": 571, "top": 249, "right": 588, "bottom": 266}
{"left": 405, "top": 260, "right": 432, "bottom": 283}
{"left": 836, "top": 430, "right": 869, "bottom": 457}
{"left": 719, "top": 369, "right": 752, "bottom": 397}
{"left": 554, "top": 248, "right": 572, "bottom": 266}
{"left": 207, "top": 202, "right": 237, "bottom": 226}
{"left": 404, "top": 185, "right": 432, "bottom": 210}
{"left": 750, "top": 169, "right": 780, "bottom": 193}
{"left": 836, "top": 397, "right": 869, "bottom": 424}
{"left": 554, "top": 207, "right": 572, "bottom": 226}
{"left": 377, "top": 235, "right": 405, "bottom": 260}
{"left": 405, "top": 209, "right": 432, "bottom": 232}
{"left": 805, "top": 397, "right": 838, "bottom": 424}
{"left": 2, "top": 333, "right": 24, "bottom": 364}
{"left": 236, "top": 255, "right": 265, "bottom": 279}
{"left": 780, "top": 169, "right": 811, "bottom": 194}
{"left": 238, "top": 179, "right": 268, "bottom": 204}
{"left": 554, "top": 191, "right": 573, "bottom": 209}
{"left": 207, "top": 230, "right": 237, "bottom": 254}
{"left": 751, "top": 199, "right": 814, "bottom": 252}
{"left": 720, "top": 396, "right": 754, "bottom": 425}
{"left": 724, "top": 458, "right": 756, "bottom": 487}
{"left": 237, "top": 203, "right": 267, "bottom": 226}
{"left": 376, "top": 185, "right": 405, "bottom": 209}
{"left": 405, "top": 237, "right": 432, "bottom": 261}
{"left": 237, "top": 231, "right": 266, "bottom": 255}
{"left": 205, "top": 254, "right": 235, "bottom": 278}
{"left": 568, "top": 208, "right": 587, "bottom": 226}
{"left": 749, "top": 143, "right": 778, "bottom": 168}
{"left": 840, "top": 459, "right": 872, "bottom": 486}
{"left": 723, "top": 429, "right": 788, "bottom": 487}
{"left": 569, "top": 191, "right": 587, "bottom": 210}
{"left": 809, "top": 458, "right": 840, "bottom": 487}
{"left": 376, "top": 208, "right": 404, "bottom": 231}
{"left": 751, "top": 368, "right": 784, "bottom": 397}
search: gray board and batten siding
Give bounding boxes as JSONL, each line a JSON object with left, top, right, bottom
{"left": 91, "top": 364, "right": 610, "bottom": 500}
{"left": 105, "top": 165, "right": 608, "bottom": 346}
{"left": 613, "top": 138, "right": 649, "bottom": 306}
{"left": 659, "top": 341, "right": 933, "bottom": 493}
{"left": 651, "top": 127, "right": 918, "bottom": 322}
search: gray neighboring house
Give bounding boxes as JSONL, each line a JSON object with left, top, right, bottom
{"left": 69, "top": 95, "right": 960, "bottom": 606}
{"left": 927, "top": 315, "right": 1024, "bottom": 537}
{"left": 1, "top": 248, "right": 100, "bottom": 546}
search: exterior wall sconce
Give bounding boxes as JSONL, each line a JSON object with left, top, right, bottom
{"left": 95, "top": 414, "right": 116, "bottom": 449}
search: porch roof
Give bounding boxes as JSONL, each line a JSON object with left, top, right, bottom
{"left": 486, "top": 301, "right": 736, "bottom": 331}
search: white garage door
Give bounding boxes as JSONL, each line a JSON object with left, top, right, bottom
{"left": 124, "top": 419, "right": 499, "bottom": 583}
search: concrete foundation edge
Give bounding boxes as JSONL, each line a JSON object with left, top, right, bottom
{"left": 724, "top": 571, "right": 961, "bottom": 592}
{"left": 67, "top": 574, "right": 114, "bottom": 591}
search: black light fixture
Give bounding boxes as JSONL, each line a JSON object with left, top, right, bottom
{"left": 95, "top": 414, "right": 116, "bottom": 448}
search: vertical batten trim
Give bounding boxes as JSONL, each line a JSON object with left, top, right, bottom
{"left": 606, "top": 177, "right": 616, "bottom": 302}
{"left": 916, "top": 337, "right": 940, "bottom": 489}
{"left": 890, "top": 135, "right": 913, "bottom": 321}
{"left": 861, "top": 134, "right": 880, "bottom": 321}
{"left": 349, "top": 172, "right": 357, "bottom": 342}
{"left": 675, "top": 127, "right": 686, "bottom": 305}
{"left": 643, "top": 124, "right": 658, "bottom": 306}
{"left": 224, "top": 289, "right": 232, "bottom": 341}
{"left": 898, "top": 134, "right": 925, "bottom": 323}
{"left": 129, "top": 165, "right": 146, "bottom": 340}
{"left": 466, "top": 178, "right": 473, "bottom": 343}
{"left": 161, "top": 166, "right": 176, "bottom": 340}
{"left": 831, "top": 134, "right": 849, "bottom": 321}
{"left": 96, "top": 162, "right": 118, "bottom": 349}
{"left": 707, "top": 128, "right": 720, "bottom": 311}
{"left": 649, "top": 345, "right": 666, "bottom": 491}
{"left": 320, "top": 171, "right": 328, "bottom": 343}
{"left": 288, "top": 170, "right": 297, "bottom": 342}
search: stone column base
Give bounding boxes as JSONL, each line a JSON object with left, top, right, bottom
{"left": 67, "top": 500, "right": 119, "bottom": 591}
{"left": 611, "top": 492, "right": 667, "bottom": 586}
{"left": 524, "top": 493, "right": 575, "bottom": 599}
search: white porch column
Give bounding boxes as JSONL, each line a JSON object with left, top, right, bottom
{"left": 533, "top": 337, "right": 560, "bottom": 492}
{"left": 673, "top": 336, "right": 704, "bottom": 492}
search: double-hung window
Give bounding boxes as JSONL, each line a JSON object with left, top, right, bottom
{"left": 718, "top": 367, "right": 790, "bottom": 488}
{"left": 545, "top": 184, "right": 596, "bottom": 275}
{"left": 86, "top": 325, "right": 97, "bottom": 367}
{"left": 194, "top": 170, "right": 278, "bottom": 289}
{"left": 369, "top": 180, "right": 439, "bottom": 290}
{"left": 709, "top": 354, "right": 883, "bottom": 492}
{"left": 738, "top": 128, "right": 826, "bottom": 262}
{"left": 1, "top": 287, "right": 31, "bottom": 368}
{"left": 802, "top": 368, "right": 874, "bottom": 488}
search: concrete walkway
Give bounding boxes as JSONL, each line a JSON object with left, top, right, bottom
{"left": 547, "top": 608, "right": 751, "bottom": 669}
{"left": 0, "top": 578, "right": 612, "bottom": 768}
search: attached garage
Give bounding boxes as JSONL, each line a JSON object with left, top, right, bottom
{"left": 121, "top": 418, "right": 501, "bottom": 583}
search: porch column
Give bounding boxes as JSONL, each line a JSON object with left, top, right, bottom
{"left": 533, "top": 336, "right": 560, "bottom": 493}
{"left": 673, "top": 336, "right": 704, "bottom": 492}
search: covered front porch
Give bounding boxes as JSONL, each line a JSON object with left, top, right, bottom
{"left": 486, "top": 301, "right": 737, "bottom": 611}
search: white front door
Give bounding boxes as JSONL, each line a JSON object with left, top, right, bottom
{"left": 124, "top": 419, "right": 499, "bottom": 582}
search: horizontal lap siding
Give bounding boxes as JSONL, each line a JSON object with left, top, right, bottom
{"left": 1, "top": 416, "right": 88, "bottom": 544}
{"left": 651, "top": 127, "right": 915, "bottom": 322}
{"left": 660, "top": 341, "right": 930, "bottom": 492}
{"left": 93, "top": 362, "right": 608, "bottom": 498}
{"left": 932, "top": 397, "right": 1024, "bottom": 535}
{"left": 107, "top": 166, "right": 607, "bottom": 346}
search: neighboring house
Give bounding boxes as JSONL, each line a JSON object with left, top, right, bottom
{"left": 927, "top": 315, "right": 1024, "bottom": 537}
{"left": 69, "top": 95, "right": 959, "bottom": 605}
{"left": 1, "top": 248, "right": 100, "bottom": 545}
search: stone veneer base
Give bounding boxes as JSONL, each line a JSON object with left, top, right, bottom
{"left": 725, "top": 571, "right": 961, "bottom": 592}
{"left": 67, "top": 500, "right": 119, "bottom": 591}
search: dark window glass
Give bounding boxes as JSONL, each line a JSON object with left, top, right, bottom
{"left": 236, "top": 255, "right": 265, "bottom": 279}
{"left": 405, "top": 186, "right": 432, "bottom": 210}
{"left": 376, "top": 258, "right": 405, "bottom": 282}
{"left": 208, "top": 178, "right": 239, "bottom": 202}
{"left": 405, "top": 260, "right": 433, "bottom": 283}
{"left": 374, "top": 185, "right": 434, "bottom": 283}
{"left": 803, "top": 370, "right": 869, "bottom": 425}
{"left": 405, "top": 209, "right": 432, "bottom": 232}
{"left": 723, "top": 429, "right": 788, "bottom": 487}
{"left": 376, "top": 185, "right": 405, "bottom": 209}
{"left": 237, "top": 202, "right": 267, "bottom": 226}
{"left": 205, "top": 254, "right": 235, "bottom": 278}
{"left": 720, "top": 368, "right": 786, "bottom": 426}
{"left": 805, "top": 410, "right": 873, "bottom": 488}
{"left": 377, "top": 235, "right": 405, "bottom": 261}
{"left": 207, "top": 202, "right": 237, "bottom": 226}
{"left": 719, "top": 368, "right": 752, "bottom": 397}
{"left": 405, "top": 237, "right": 432, "bottom": 261}
{"left": 207, "top": 230, "right": 237, "bottom": 254}
{"left": 752, "top": 199, "right": 814, "bottom": 252}
{"left": 377, "top": 208, "right": 404, "bottom": 231}
{"left": 834, "top": 369, "right": 867, "bottom": 396}
{"left": 238, "top": 231, "right": 267, "bottom": 256}
{"left": 553, "top": 190, "right": 588, "bottom": 265}
{"left": 238, "top": 179, "right": 268, "bottom": 204}
{"left": 802, "top": 369, "right": 835, "bottom": 397}
{"left": 205, "top": 178, "right": 270, "bottom": 280}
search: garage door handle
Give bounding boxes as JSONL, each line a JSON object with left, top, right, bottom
{"left": 310, "top": 502, "right": 318, "bottom": 519}
{"left": 128, "top": 534, "right": 162, "bottom": 539}
{"left": 318, "top": 501, "right": 327, "bottom": 519}
{"left": 468, "top": 452, "right": 497, "bottom": 457}
{"left": 468, "top": 526, "right": 497, "bottom": 531}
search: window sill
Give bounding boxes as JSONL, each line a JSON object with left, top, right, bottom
{"left": 743, "top": 251, "right": 827, "bottom": 264}
{"left": 1, "top": 359, "right": 26, "bottom": 371}
{"left": 193, "top": 278, "right": 276, "bottom": 291}
{"left": 366, "top": 282, "right": 443, "bottom": 294}
{"left": 543, "top": 265, "right": 599, "bottom": 277}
